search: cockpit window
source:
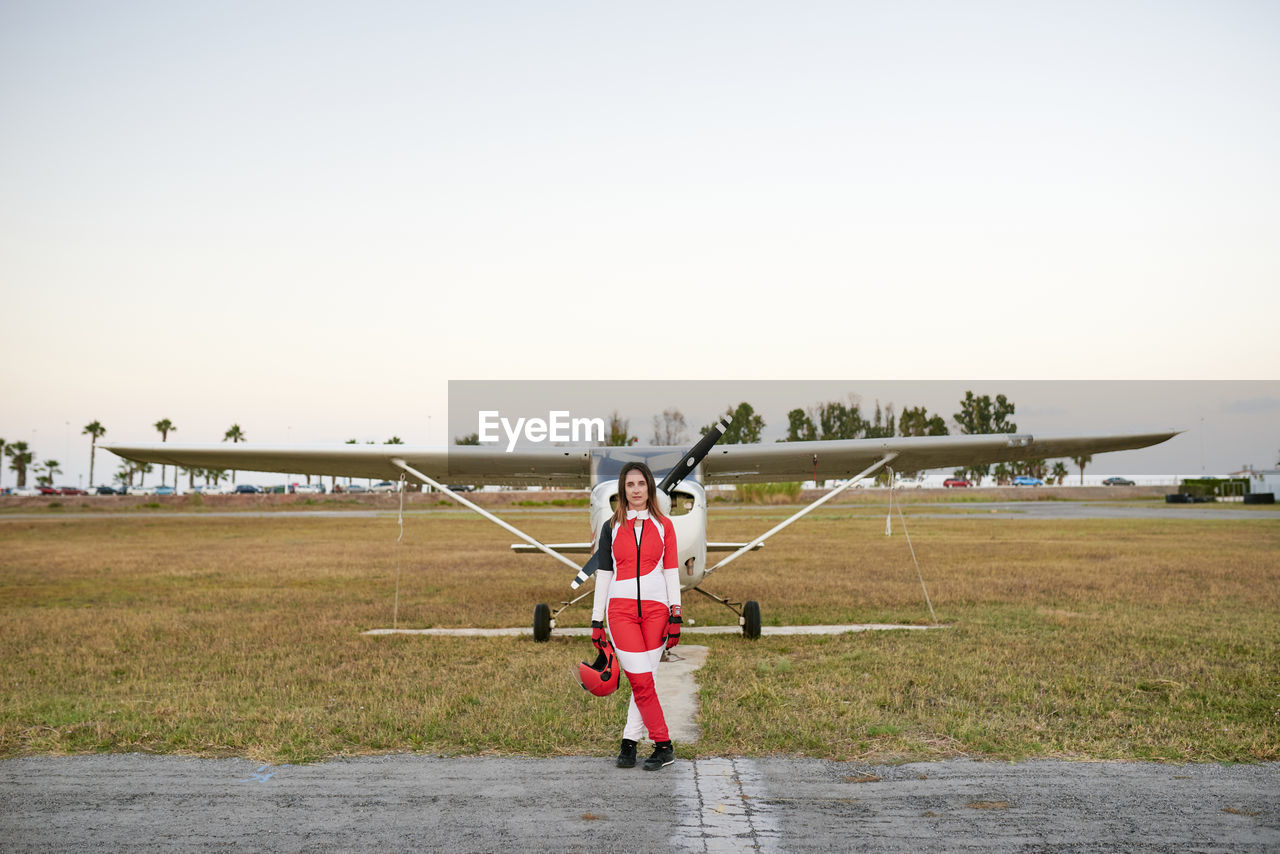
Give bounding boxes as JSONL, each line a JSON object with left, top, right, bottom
{"left": 669, "top": 492, "right": 695, "bottom": 516}
{"left": 607, "top": 491, "right": 695, "bottom": 516}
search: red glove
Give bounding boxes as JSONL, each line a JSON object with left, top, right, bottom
{"left": 591, "top": 620, "right": 608, "bottom": 653}
{"left": 665, "top": 605, "right": 682, "bottom": 650}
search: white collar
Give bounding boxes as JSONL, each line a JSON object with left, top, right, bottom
{"left": 626, "top": 509, "right": 650, "bottom": 521}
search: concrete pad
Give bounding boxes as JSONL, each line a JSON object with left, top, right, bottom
{"left": 363, "top": 623, "right": 941, "bottom": 637}
{"left": 656, "top": 644, "right": 708, "bottom": 744}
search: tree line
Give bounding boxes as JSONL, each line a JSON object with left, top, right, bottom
{"left": 0, "top": 420, "right": 252, "bottom": 491}
{"left": 536, "top": 391, "right": 1095, "bottom": 485}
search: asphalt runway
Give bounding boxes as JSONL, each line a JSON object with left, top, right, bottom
{"left": 2, "top": 754, "right": 1276, "bottom": 852}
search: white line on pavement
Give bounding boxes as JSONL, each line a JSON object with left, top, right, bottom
{"left": 673, "top": 759, "right": 783, "bottom": 853}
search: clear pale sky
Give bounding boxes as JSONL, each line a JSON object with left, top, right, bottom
{"left": 2, "top": 2, "right": 1277, "bottom": 486}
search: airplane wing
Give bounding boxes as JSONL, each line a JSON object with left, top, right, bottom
{"left": 697, "top": 430, "right": 1180, "bottom": 484}
{"left": 105, "top": 430, "right": 1177, "bottom": 487}
{"left": 101, "top": 443, "right": 592, "bottom": 486}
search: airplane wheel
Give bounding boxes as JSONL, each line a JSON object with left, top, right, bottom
{"left": 533, "top": 603, "right": 552, "bottom": 642}
{"left": 742, "top": 600, "right": 761, "bottom": 640}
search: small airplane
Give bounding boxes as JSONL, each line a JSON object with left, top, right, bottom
{"left": 105, "top": 425, "right": 1177, "bottom": 639}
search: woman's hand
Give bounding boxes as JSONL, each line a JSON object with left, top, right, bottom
{"left": 591, "top": 620, "right": 608, "bottom": 653}
{"left": 665, "top": 605, "right": 682, "bottom": 650}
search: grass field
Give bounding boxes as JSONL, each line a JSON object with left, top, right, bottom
{"left": 1, "top": 507, "right": 1276, "bottom": 764}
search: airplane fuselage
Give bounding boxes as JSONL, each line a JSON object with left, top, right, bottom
{"left": 588, "top": 480, "right": 709, "bottom": 590}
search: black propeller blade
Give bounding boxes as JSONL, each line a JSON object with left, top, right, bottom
{"left": 571, "top": 415, "right": 733, "bottom": 589}
{"left": 657, "top": 416, "right": 732, "bottom": 495}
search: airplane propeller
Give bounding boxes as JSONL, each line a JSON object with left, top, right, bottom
{"left": 657, "top": 416, "right": 733, "bottom": 496}
{"left": 569, "top": 415, "right": 733, "bottom": 590}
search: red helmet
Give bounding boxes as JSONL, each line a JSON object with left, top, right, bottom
{"left": 576, "top": 643, "right": 620, "bottom": 696}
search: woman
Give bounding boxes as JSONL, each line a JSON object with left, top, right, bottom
{"left": 590, "top": 461, "right": 682, "bottom": 770}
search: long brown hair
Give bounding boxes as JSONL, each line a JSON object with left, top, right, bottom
{"left": 611, "top": 461, "right": 665, "bottom": 528}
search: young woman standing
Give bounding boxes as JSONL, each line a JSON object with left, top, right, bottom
{"left": 590, "top": 461, "right": 682, "bottom": 769}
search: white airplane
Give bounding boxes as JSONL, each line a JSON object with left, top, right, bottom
{"left": 105, "top": 425, "right": 1177, "bottom": 639}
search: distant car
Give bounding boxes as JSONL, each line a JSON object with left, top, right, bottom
{"left": 126, "top": 485, "right": 155, "bottom": 496}
{"left": 1012, "top": 475, "right": 1044, "bottom": 487}
{"left": 369, "top": 481, "right": 399, "bottom": 493}
{"left": 57, "top": 486, "right": 88, "bottom": 496}
{"left": 943, "top": 478, "right": 972, "bottom": 488}
{"left": 292, "top": 483, "right": 324, "bottom": 494}
{"left": 38, "top": 486, "right": 60, "bottom": 495}
{"left": 446, "top": 484, "right": 476, "bottom": 492}
{"left": 93, "top": 486, "right": 121, "bottom": 495}
{"left": 1102, "top": 476, "right": 1135, "bottom": 486}
{"left": 12, "top": 487, "right": 41, "bottom": 497}
{"left": 153, "top": 486, "right": 176, "bottom": 496}
{"left": 233, "top": 484, "right": 261, "bottom": 494}
{"left": 341, "top": 483, "right": 369, "bottom": 494}
{"left": 894, "top": 476, "right": 925, "bottom": 489}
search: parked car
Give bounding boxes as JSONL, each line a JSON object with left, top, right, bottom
{"left": 446, "top": 484, "right": 476, "bottom": 492}
{"left": 57, "top": 486, "right": 88, "bottom": 496}
{"left": 943, "top": 478, "right": 972, "bottom": 488}
{"left": 1102, "top": 476, "right": 1135, "bottom": 486}
{"left": 340, "top": 483, "right": 369, "bottom": 494}
{"left": 38, "top": 486, "right": 60, "bottom": 495}
{"left": 153, "top": 486, "right": 176, "bottom": 496}
{"left": 292, "top": 483, "right": 325, "bottom": 494}
{"left": 1012, "top": 475, "right": 1044, "bottom": 487}
{"left": 233, "top": 484, "right": 261, "bottom": 494}
{"left": 126, "top": 485, "right": 155, "bottom": 496}
{"left": 93, "top": 485, "right": 121, "bottom": 495}
{"left": 894, "top": 475, "right": 926, "bottom": 489}
{"left": 12, "top": 487, "right": 41, "bottom": 497}
{"left": 369, "top": 481, "right": 399, "bottom": 493}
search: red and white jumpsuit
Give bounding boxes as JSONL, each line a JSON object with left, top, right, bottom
{"left": 591, "top": 509, "right": 680, "bottom": 743}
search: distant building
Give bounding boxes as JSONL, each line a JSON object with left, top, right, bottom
{"left": 1248, "top": 469, "right": 1280, "bottom": 497}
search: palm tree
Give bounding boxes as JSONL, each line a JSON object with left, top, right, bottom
{"left": 223, "top": 424, "right": 245, "bottom": 484}
{"left": 36, "top": 459, "right": 62, "bottom": 488}
{"left": 1071, "top": 454, "right": 1093, "bottom": 486}
{"left": 153, "top": 419, "right": 176, "bottom": 486}
{"left": 83, "top": 421, "right": 106, "bottom": 488}
{"left": 0, "top": 437, "right": 6, "bottom": 491}
{"left": 6, "top": 441, "right": 33, "bottom": 488}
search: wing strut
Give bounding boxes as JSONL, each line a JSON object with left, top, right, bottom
{"left": 388, "top": 458, "right": 584, "bottom": 576}
{"left": 704, "top": 452, "right": 899, "bottom": 578}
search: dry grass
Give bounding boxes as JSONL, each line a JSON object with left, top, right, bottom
{"left": 1, "top": 508, "right": 1277, "bottom": 764}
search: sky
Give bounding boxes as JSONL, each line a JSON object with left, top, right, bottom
{"left": 1, "top": 1, "right": 1277, "bottom": 487}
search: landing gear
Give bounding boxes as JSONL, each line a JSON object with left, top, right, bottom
{"left": 742, "top": 600, "right": 761, "bottom": 639}
{"left": 533, "top": 603, "right": 552, "bottom": 642}
{"left": 690, "top": 587, "right": 762, "bottom": 640}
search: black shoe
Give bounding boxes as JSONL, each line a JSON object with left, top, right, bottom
{"left": 643, "top": 741, "right": 674, "bottom": 771}
{"left": 616, "top": 738, "right": 637, "bottom": 768}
